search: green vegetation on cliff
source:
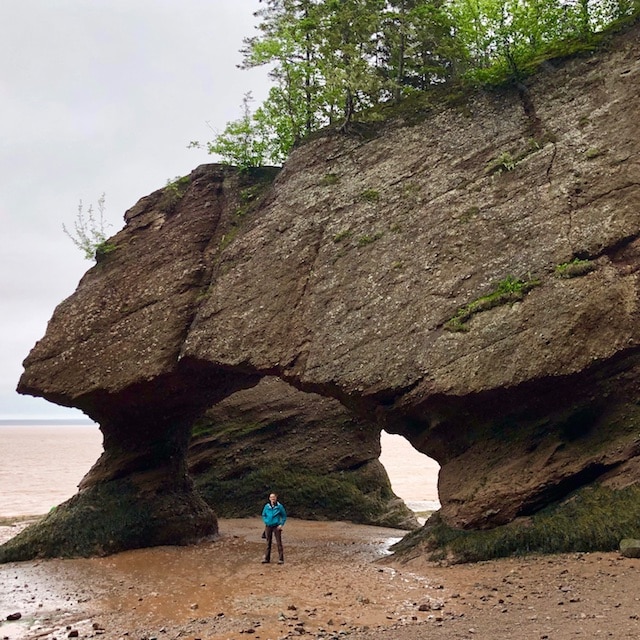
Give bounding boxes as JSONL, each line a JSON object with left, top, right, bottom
{"left": 62, "top": 193, "right": 116, "bottom": 262}
{"left": 393, "top": 485, "right": 640, "bottom": 563}
{"left": 445, "top": 275, "right": 540, "bottom": 332}
{"left": 197, "top": 0, "right": 640, "bottom": 166}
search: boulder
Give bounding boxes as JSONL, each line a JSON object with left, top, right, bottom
{"left": 620, "top": 538, "right": 640, "bottom": 558}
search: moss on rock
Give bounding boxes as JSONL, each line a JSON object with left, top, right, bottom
{"left": 392, "top": 484, "right": 640, "bottom": 563}
{"left": 188, "top": 378, "right": 418, "bottom": 530}
{"left": 0, "top": 478, "right": 216, "bottom": 562}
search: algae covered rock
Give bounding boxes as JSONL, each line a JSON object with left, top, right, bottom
{"left": 620, "top": 538, "right": 640, "bottom": 558}
{"left": 0, "top": 474, "right": 216, "bottom": 562}
{"left": 189, "top": 377, "right": 418, "bottom": 530}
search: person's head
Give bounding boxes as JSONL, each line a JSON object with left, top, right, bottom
{"left": 269, "top": 492, "right": 278, "bottom": 505}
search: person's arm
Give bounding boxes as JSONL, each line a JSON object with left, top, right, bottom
{"left": 279, "top": 504, "right": 287, "bottom": 527}
{"left": 262, "top": 504, "right": 268, "bottom": 525}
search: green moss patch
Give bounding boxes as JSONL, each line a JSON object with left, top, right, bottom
{"left": 393, "top": 484, "right": 640, "bottom": 563}
{"left": 357, "top": 231, "right": 384, "bottom": 247}
{"left": 0, "top": 479, "right": 216, "bottom": 562}
{"left": 320, "top": 172, "right": 340, "bottom": 186}
{"left": 445, "top": 275, "right": 540, "bottom": 332}
{"left": 555, "top": 258, "right": 595, "bottom": 278}
{"left": 359, "top": 188, "right": 380, "bottom": 203}
{"left": 194, "top": 460, "right": 413, "bottom": 529}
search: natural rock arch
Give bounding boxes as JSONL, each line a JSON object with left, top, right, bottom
{"left": 188, "top": 376, "right": 418, "bottom": 529}
{"left": 3, "top": 24, "right": 640, "bottom": 562}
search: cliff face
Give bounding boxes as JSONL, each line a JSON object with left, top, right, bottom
{"left": 4, "top": 23, "right": 639, "bottom": 561}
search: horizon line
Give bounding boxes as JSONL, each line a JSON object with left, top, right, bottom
{"left": 0, "top": 417, "right": 96, "bottom": 425}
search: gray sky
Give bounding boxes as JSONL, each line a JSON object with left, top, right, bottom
{"left": 0, "top": 0, "right": 270, "bottom": 419}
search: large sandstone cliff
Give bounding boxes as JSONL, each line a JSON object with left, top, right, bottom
{"left": 3, "top": 23, "right": 639, "bottom": 561}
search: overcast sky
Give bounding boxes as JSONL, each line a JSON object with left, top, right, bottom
{"left": 0, "top": 1, "right": 270, "bottom": 419}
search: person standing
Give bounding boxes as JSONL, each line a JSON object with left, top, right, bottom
{"left": 261, "top": 492, "right": 286, "bottom": 564}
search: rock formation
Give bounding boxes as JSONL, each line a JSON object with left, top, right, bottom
{"left": 3, "top": 22, "right": 639, "bottom": 562}
{"left": 189, "top": 377, "right": 417, "bottom": 530}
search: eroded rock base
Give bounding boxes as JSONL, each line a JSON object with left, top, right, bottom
{"left": 0, "top": 477, "right": 216, "bottom": 562}
{"left": 189, "top": 378, "right": 418, "bottom": 530}
{"left": 392, "top": 485, "right": 640, "bottom": 563}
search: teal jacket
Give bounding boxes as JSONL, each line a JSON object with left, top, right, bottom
{"left": 262, "top": 501, "right": 287, "bottom": 527}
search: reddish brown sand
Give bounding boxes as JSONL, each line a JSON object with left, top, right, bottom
{"left": 1, "top": 518, "right": 638, "bottom": 640}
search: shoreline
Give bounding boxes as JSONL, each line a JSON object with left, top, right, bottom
{"left": 0, "top": 517, "right": 40, "bottom": 546}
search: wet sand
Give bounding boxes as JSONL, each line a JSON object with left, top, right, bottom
{"left": 1, "top": 518, "right": 639, "bottom": 640}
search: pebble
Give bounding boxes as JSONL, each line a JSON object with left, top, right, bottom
{"left": 6, "top": 613, "right": 21, "bottom": 621}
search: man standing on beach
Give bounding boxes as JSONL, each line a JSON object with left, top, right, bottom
{"left": 261, "top": 492, "right": 286, "bottom": 564}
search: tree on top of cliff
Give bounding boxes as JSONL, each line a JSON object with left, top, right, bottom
{"left": 242, "top": 0, "right": 324, "bottom": 148}
{"left": 195, "top": 0, "right": 639, "bottom": 167}
{"left": 189, "top": 93, "right": 273, "bottom": 169}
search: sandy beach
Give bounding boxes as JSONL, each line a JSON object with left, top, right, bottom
{"left": 1, "top": 517, "right": 639, "bottom": 640}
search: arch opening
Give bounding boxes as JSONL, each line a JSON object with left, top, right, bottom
{"left": 379, "top": 430, "right": 440, "bottom": 524}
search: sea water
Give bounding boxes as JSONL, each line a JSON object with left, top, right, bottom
{"left": 0, "top": 425, "right": 439, "bottom": 518}
{"left": 0, "top": 423, "right": 103, "bottom": 517}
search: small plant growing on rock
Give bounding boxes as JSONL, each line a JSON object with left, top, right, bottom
{"left": 527, "top": 137, "right": 542, "bottom": 152}
{"left": 159, "top": 175, "right": 190, "bottom": 213}
{"left": 445, "top": 275, "right": 540, "bottom": 332}
{"left": 320, "top": 173, "right": 339, "bottom": 186}
{"left": 63, "top": 192, "right": 115, "bottom": 261}
{"left": 357, "top": 231, "right": 383, "bottom": 246}
{"left": 585, "top": 147, "right": 605, "bottom": 160}
{"left": 188, "top": 92, "right": 271, "bottom": 169}
{"left": 486, "top": 151, "right": 517, "bottom": 175}
{"left": 94, "top": 240, "right": 117, "bottom": 262}
{"left": 333, "top": 229, "right": 352, "bottom": 243}
{"left": 555, "top": 258, "right": 595, "bottom": 278}
{"left": 360, "top": 188, "right": 380, "bottom": 203}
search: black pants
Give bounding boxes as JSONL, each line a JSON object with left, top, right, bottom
{"left": 264, "top": 525, "right": 284, "bottom": 562}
